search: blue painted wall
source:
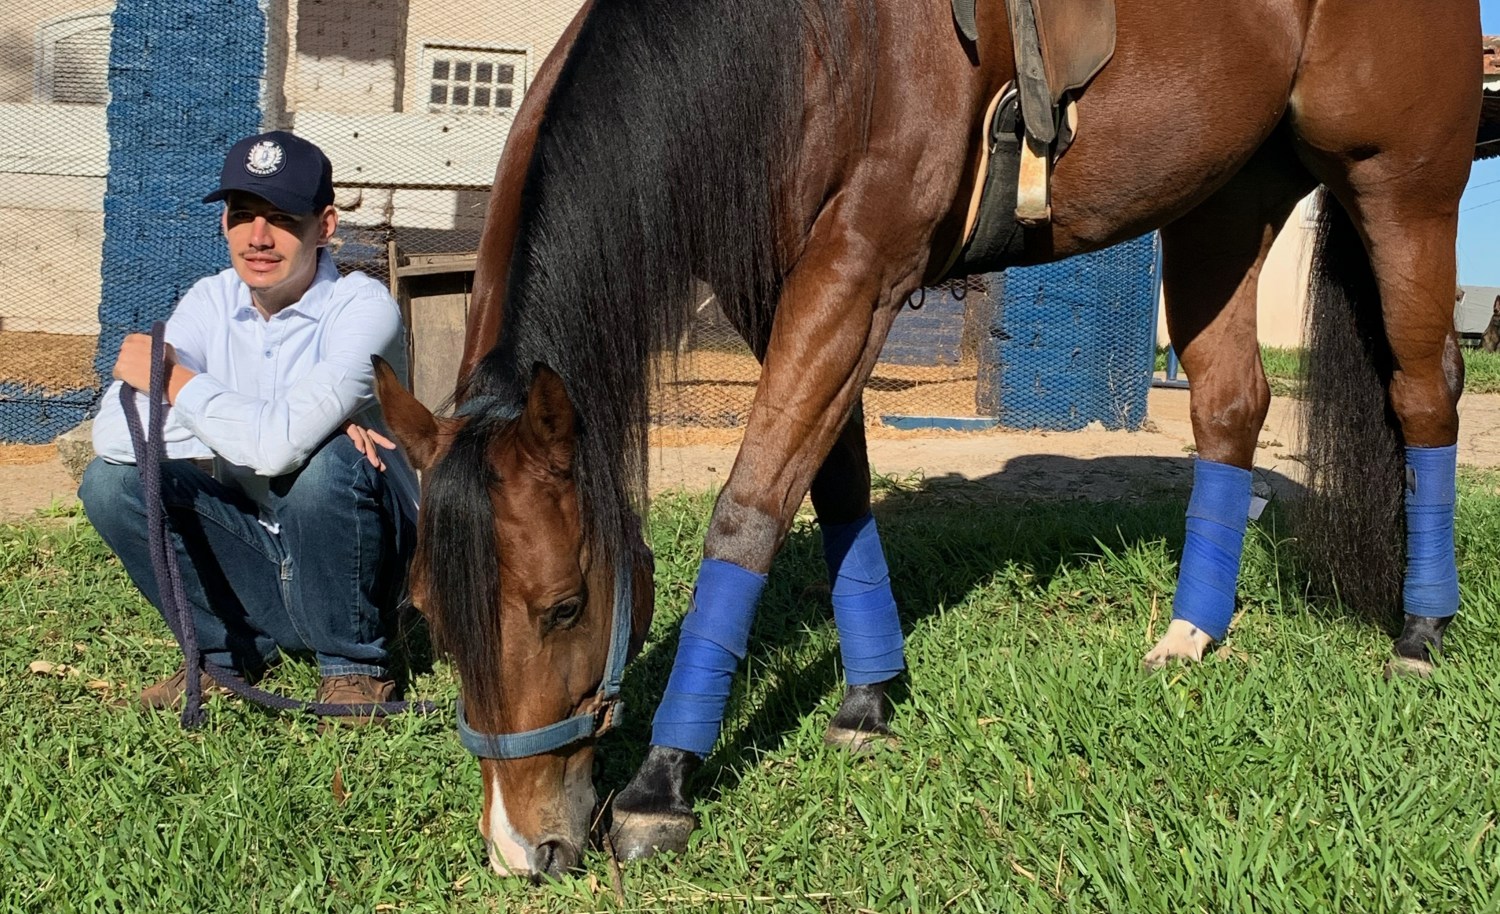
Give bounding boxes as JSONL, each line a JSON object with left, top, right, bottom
{"left": 93, "top": 0, "right": 268, "bottom": 383}
{"left": 881, "top": 281, "right": 996, "bottom": 368}
{"left": 0, "top": 2, "right": 267, "bottom": 442}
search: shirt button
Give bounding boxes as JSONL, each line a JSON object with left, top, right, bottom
{"left": 264, "top": 350, "right": 272, "bottom": 358}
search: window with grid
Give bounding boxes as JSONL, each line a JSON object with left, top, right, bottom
{"left": 425, "top": 46, "right": 526, "bottom": 115}
{"left": 36, "top": 10, "right": 113, "bottom": 105}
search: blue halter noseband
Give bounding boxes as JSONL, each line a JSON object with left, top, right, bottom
{"left": 454, "top": 545, "right": 635, "bottom": 759}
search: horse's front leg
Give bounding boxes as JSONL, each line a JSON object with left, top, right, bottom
{"left": 811, "top": 402, "right": 903, "bottom": 753}
{"left": 610, "top": 216, "right": 912, "bottom": 861}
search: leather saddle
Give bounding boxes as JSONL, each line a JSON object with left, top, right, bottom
{"left": 951, "top": 0, "right": 1115, "bottom": 225}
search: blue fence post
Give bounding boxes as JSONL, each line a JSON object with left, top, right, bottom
{"left": 1162, "top": 347, "right": 1189, "bottom": 387}
{"left": 1152, "top": 239, "right": 1190, "bottom": 390}
{"left": 976, "top": 233, "right": 1161, "bottom": 430}
{"left": 93, "top": 0, "right": 271, "bottom": 388}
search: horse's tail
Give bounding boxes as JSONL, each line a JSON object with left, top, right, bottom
{"left": 1292, "top": 189, "right": 1404, "bottom": 630}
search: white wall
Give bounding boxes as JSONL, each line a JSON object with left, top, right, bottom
{"left": 1156, "top": 193, "right": 1316, "bottom": 352}
{"left": 0, "top": 102, "right": 107, "bottom": 334}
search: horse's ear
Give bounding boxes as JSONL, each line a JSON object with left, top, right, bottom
{"left": 520, "top": 363, "right": 576, "bottom": 474}
{"left": 372, "top": 355, "right": 448, "bottom": 471}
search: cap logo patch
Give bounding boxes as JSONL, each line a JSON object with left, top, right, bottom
{"left": 245, "top": 140, "right": 285, "bottom": 176}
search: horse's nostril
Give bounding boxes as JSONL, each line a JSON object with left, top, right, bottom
{"left": 534, "top": 838, "right": 582, "bottom": 880}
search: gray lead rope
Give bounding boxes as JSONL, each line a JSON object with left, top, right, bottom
{"left": 120, "top": 321, "right": 439, "bottom": 725}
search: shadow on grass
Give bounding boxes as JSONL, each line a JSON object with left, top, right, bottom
{"left": 602, "top": 453, "right": 1312, "bottom": 801}
{"left": 386, "top": 601, "right": 436, "bottom": 698}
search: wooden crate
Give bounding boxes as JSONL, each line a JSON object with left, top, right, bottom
{"left": 389, "top": 245, "right": 477, "bottom": 411}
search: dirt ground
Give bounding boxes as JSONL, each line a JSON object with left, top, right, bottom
{"left": 655, "top": 349, "right": 982, "bottom": 425}
{"left": 6, "top": 387, "right": 1500, "bottom": 524}
{"left": 0, "top": 332, "right": 98, "bottom": 392}
{"left": 667, "top": 389, "right": 1500, "bottom": 498}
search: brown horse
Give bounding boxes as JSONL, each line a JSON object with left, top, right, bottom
{"left": 372, "top": 0, "right": 1483, "bottom": 879}
{"left": 1483, "top": 295, "right": 1500, "bottom": 352}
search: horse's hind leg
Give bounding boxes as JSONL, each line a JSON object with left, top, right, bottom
{"left": 1300, "top": 192, "right": 1465, "bottom": 677}
{"left": 1143, "top": 138, "right": 1314, "bottom": 669}
{"left": 1291, "top": 6, "right": 1475, "bottom": 675}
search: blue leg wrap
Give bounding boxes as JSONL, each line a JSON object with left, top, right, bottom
{"left": 650, "top": 558, "right": 766, "bottom": 757}
{"left": 1171, "top": 458, "right": 1252, "bottom": 642}
{"left": 823, "top": 513, "right": 905, "bottom": 686}
{"left": 1403, "top": 444, "right": 1459, "bottom": 618}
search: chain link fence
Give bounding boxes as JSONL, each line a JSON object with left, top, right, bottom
{"left": 0, "top": 0, "right": 1157, "bottom": 444}
{"left": 980, "top": 235, "right": 1159, "bottom": 431}
{"left": 0, "top": 2, "right": 110, "bottom": 442}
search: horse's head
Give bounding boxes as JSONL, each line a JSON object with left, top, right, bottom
{"left": 373, "top": 358, "right": 653, "bottom": 881}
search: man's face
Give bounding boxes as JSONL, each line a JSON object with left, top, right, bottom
{"left": 221, "top": 192, "right": 336, "bottom": 309}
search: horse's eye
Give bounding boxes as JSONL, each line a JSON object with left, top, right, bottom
{"left": 544, "top": 597, "right": 585, "bottom": 632}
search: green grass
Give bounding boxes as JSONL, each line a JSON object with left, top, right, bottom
{"left": 5, "top": 476, "right": 1500, "bottom": 913}
{"left": 1461, "top": 348, "right": 1500, "bottom": 395}
{"left": 1157, "top": 345, "right": 1500, "bottom": 397}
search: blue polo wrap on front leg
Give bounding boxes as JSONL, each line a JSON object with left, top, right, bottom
{"left": 1171, "top": 458, "right": 1252, "bottom": 642}
{"left": 1403, "top": 444, "right": 1459, "bottom": 618}
{"left": 650, "top": 558, "right": 767, "bottom": 758}
{"left": 823, "top": 513, "right": 905, "bottom": 685}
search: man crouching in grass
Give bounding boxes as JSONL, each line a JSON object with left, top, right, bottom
{"left": 79, "top": 131, "right": 416, "bottom": 722}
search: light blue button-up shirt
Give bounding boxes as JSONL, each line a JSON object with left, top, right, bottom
{"left": 93, "top": 251, "right": 418, "bottom": 531}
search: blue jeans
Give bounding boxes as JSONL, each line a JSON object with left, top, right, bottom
{"left": 79, "top": 435, "right": 415, "bottom": 679}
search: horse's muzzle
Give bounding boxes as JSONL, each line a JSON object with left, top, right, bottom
{"left": 529, "top": 836, "right": 583, "bottom": 883}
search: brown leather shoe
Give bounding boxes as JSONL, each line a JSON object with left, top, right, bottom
{"left": 315, "top": 674, "right": 397, "bottom": 728}
{"left": 138, "top": 665, "right": 230, "bottom": 711}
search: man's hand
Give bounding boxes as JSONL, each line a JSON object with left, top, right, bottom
{"left": 112, "top": 333, "right": 178, "bottom": 393}
{"left": 345, "top": 422, "right": 396, "bottom": 471}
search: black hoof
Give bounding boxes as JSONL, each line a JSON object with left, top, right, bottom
{"left": 823, "top": 723, "right": 899, "bottom": 755}
{"left": 1385, "top": 614, "right": 1452, "bottom": 680}
{"left": 824, "top": 681, "right": 898, "bottom": 755}
{"left": 609, "top": 809, "right": 699, "bottom": 861}
{"left": 1383, "top": 655, "right": 1435, "bottom": 680}
{"left": 607, "top": 746, "right": 700, "bottom": 862}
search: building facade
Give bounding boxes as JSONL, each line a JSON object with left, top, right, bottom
{"left": 0, "top": 0, "right": 579, "bottom": 336}
{"left": 0, "top": 8, "right": 1489, "bottom": 353}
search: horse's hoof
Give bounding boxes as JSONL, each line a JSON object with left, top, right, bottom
{"left": 608, "top": 810, "right": 698, "bottom": 862}
{"left": 1142, "top": 619, "right": 1214, "bottom": 671}
{"left": 824, "top": 680, "right": 898, "bottom": 755}
{"left": 1385, "top": 614, "right": 1449, "bottom": 681}
{"left": 606, "top": 745, "right": 699, "bottom": 862}
{"left": 824, "top": 723, "right": 899, "bottom": 755}
{"left": 1383, "top": 654, "right": 1435, "bottom": 680}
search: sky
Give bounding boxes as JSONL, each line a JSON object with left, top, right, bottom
{"left": 1458, "top": 0, "right": 1500, "bottom": 285}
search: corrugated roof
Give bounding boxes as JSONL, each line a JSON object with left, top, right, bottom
{"left": 1457, "top": 286, "right": 1500, "bottom": 335}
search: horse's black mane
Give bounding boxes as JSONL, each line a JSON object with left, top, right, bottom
{"left": 421, "top": 0, "right": 867, "bottom": 711}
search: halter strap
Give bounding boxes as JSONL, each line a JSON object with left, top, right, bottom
{"left": 455, "top": 554, "right": 635, "bottom": 759}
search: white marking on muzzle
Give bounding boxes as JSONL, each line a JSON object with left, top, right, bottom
{"left": 484, "top": 770, "right": 533, "bottom": 876}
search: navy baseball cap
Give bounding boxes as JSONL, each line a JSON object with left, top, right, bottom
{"left": 203, "top": 130, "right": 334, "bottom": 214}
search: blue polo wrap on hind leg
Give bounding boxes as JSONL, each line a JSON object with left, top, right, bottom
{"left": 823, "top": 513, "right": 905, "bottom": 685}
{"left": 651, "top": 558, "right": 766, "bottom": 757}
{"left": 1403, "top": 444, "right": 1459, "bottom": 618}
{"left": 1171, "top": 458, "right": 1252, "bottom": 642}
